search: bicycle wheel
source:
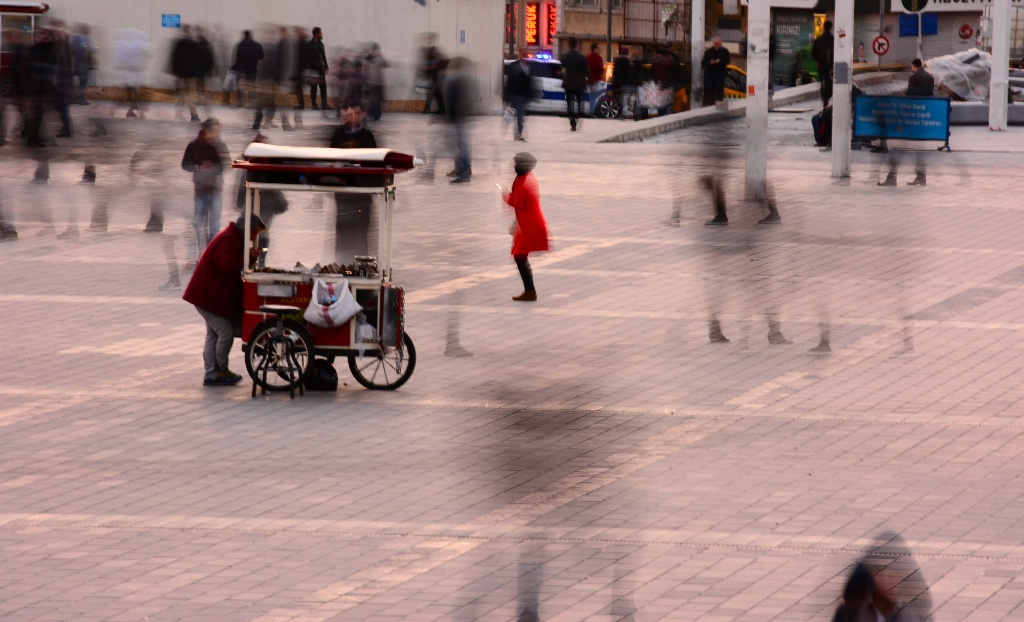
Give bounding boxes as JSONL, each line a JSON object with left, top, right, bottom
{"left": 348, "top": 332, "right": 416, "bottom": 390}
{"left": 245, "top": 319, "right": 314, "bottom": 392}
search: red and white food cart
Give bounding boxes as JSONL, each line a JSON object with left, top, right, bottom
{"left": 232, "top": 144, "right": 419, "bottom": 396}
{"left": 0, "top": 2, "right": 48, "bottom": 97}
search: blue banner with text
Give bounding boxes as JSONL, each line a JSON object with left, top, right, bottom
{"left": 854, "top": 95, "right": 950, "bottom": 142}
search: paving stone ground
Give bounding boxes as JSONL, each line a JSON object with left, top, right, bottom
{"left": 2, "top": 102, "right": 1024, "bottom": 621}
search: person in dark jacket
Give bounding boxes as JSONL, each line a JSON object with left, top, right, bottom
{"left": 505, "top": 48, "right": 532, "bottom": 141}
{"left": 611, "top": 46, "right": 635, "bottom": 118}
{"left": 559, "top": 37, "right": 590, "bottom": 131}
{"left": 182, "top": 118, "right": 230, "bottom": 251}
{"left": 291, "top": 26, "right": 309, "bottom": 115}
{"left": 232, "top": 30, "right": 263, "bottom": 108}
{"left": 329, "top": 102, "right": 376, "bottom": 263}
{"left": 445, "top": 57, "right": 475, "bottom": 182}
{"left": 171, "top": 25, "right": 202, "bottom": 121}
{"left": 701, "top": 37, "right": 730, "bottom": 106}
{"left": 906, "top": 58, "right": 934, "bottom": 96}
{"left": 304, "top": 27, "right": 330, "bottom": 112}
{"left": 419, "top": 33, "right": 447, "bottom": 114}
{"left": 235, "top": 135, "right": 287, "bottom": 267}
{"left": 183, "top": 212, "right": 266, "bottom": 386}
{"left": 811, "top": 21, "right": 834, "bottom": 106}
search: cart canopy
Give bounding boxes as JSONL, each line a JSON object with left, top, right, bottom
{"left": 240, "top": 145, "right": 418, "bottom": 172}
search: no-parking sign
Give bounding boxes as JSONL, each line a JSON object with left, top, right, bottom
{"left": 872, "top": 35, "right": 890, "bottom": 56}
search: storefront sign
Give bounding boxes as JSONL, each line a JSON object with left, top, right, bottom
{"left": 770, "top": 9, "right": 814, "bottom": 87}
{"left": 525, "top": 3, "right": 538, "bottom": 45}
{"left": 895, "top": 0, "right": 1024, "bottom": 12}
{"left": 546, "top": 4, "right": 556, "bottom": 46}
{"left": 854, "top": 96, "right": 951, "bottom": 143}
{"left": 959, "top": 23, "right": 974, "bottom": 38}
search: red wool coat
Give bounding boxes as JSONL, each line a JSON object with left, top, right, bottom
{"left": 506, "top": 171, "right": 550, "bottom": 257}
{"left": 183, "top": 223, "right": 246, "bottom": 319}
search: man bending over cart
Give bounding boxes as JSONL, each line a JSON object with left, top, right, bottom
{"left": 183, "top": 213, "right": 267, "bottom": 386}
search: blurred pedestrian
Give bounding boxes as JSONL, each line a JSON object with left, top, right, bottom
{"left": 304, "top": 27, "right": 330, "bottom": 112}
{"left": 274, "top": 27, "right": 295, "bottom": 130}
{"left": 445, "top": 56, "right": 474, "bottom": 183}
{"left": 503, "top": 152, "right": 550, "bottom": 301}
{"left": 235, "top": 135, "right": 287, "bottom": 267}
{"left": 329, "top": 102, "right": 376, "bottom": 263}
{"left": 505, "top": 48, "right": 532, "bottom": 141}
{"left": 69, "top": 24, "right": 94, "bottom": 105}
{"left": 193, "top": 26, "right": 214, "bottom": 112}
{"left": 252, "top": 27, "right": 280, "bottom": 130}
{"left": 701, "top": 37, "right": 730, "bottom": 106}
{"left": 612, "top": 46, "right": 635, "bottom": 118}
{"left": 182, "top": 212, "right": 266, "bottom": 387}
{"left": 114, "top": 28, "right": 150, "bottom": 119}
{"left": 879, "top": 59, "right": 934, "bottom": 187}
{"left": 171, "top": 25, "right": 202, "bottom": 121}
{"left": 364, "top": 42, "right": 387, "bottom": 121}
{"left": 586, "top": 43, "right": 604, "bottom": 117}
{"left": 0, "top": 28, "right": 30, "bottom": 144}
{"left": 832, "top": 532, "right": 933, "bottom": 622}
{"left": 291, "top": 26, "right": 308, "bottom": 118}
{"left": 419, "top": 33, "right": 447, "bottom": 114}
{"left": 181, "top": 118, "right": 229, "bottom": 252}
{"left": 559, "top": 37, "right": 590, "bottom": 132}
{"left": 24, "top": 26, "right": 74, "bottom": 144}
{"left": 232, "top": 30, "right": 263, "bottom": 109}
{"left": 812, "top": 21, "right": 834, "bottom": 107}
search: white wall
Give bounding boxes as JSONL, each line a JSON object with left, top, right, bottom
{"left": 42, "top": 0, "right": 505, "bottom": 108}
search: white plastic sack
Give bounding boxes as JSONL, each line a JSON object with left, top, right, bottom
{"left": 303, "top": 278, "right": 363, "bottom": 329}
{"left": 926, "top": 49, "right": 991, "bottom": 102}
{"left": 637, "top": 81, "right": 673, "bottom": 110}
{"left": 222, "top": 70, "right": 239, "bottom": 93}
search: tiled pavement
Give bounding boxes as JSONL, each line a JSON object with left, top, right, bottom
{"left": 2, "top": 103, "right": 1024, "bottom": 620}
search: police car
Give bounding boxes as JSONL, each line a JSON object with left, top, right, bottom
{"left": 503, "top": 53, "right": 618, "bottom": 118}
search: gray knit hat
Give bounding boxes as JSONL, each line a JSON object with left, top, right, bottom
{"left": 513, "top": 151, "right": 537, "bottom": 172}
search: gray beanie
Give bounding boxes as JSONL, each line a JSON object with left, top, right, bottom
{"left": 513, "top": 151, "right": 537, "bottom": 174}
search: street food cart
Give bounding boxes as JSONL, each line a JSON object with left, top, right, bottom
{"left": 232, "top": 144, "right": 419, "bottom": 396}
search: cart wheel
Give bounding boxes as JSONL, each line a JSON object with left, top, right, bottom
{"left": 245, "top": 319, "right": 314, "bottom": 392}
{"left": 348, "top": 333, "right": 416, "bottom": 391}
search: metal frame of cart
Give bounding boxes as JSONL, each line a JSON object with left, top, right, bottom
{"left": 232, "top": 145, "right": 419, "bottom": 394}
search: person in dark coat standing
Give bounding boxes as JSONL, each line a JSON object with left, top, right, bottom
{"left": 611, "top": 46, "right": 635, "bottom": 118}
{"left": 701, "top": 37, "right": 730, "bottom": 106}
{"left": 445, "top": 57, "right": 475, "bottom": 183}
{"left": 504, "top": 48, "right": 532, "bottom": 141}
{"left": 291, "top": 26, "right": 308, "bottom": 116}
{"left": 906, "top": 58, "right": 934, "bottom": 96}
{"left": 503, "top": 152, "right": 550, "bottom": 301}
{"left": 171, "top": 25, "right": 201, "bottom": 121}
{"left": 559, "top": 37, "right": 590, "bottom": 131}
{"left": 183, "top": 212, "right": 266, "bottom": 386}
{"left": 419, "top": 33, "right": 447, "bottom": 114}
{"left": 304, "top": 27, "right": 330, "bottom": 112}
{"left": 232, "top": 30, "right": 263, "bottom": 109}
{"left": 329, "top": 102, "right": 376, "bottom": 263}
{"left": 182, "top": 118, "right": 230, "bottom": 251}
{"left": 811, "top": 21, "right": 834, "bottom": 106}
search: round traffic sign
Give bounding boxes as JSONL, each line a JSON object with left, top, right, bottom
{"left": 901, "top": 0, "right": 929, "bottom": 11}
{"left": 872, "top": 35, "right": 890, "bottom": 56}
{"left": 959, "top": 24, "right": 974, "bottom": 39}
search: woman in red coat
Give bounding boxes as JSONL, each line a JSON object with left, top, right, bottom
{"left": 503, "top": 152, "right": 550, "bottom": 301}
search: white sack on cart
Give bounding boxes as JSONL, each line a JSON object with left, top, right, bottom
{"left": 926, "top": 49, "right": 992, "bottom": 102}
{"left": 304, "top": 278, "right": 363, "bottom": 329}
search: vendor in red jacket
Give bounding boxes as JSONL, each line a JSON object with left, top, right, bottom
{"left": 503, "top": 152, "right": 550, "bottom": 301}
{"left": 183, "top": 213, "right": 267, "bottom": 386}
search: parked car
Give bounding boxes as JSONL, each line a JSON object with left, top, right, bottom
{"left": 503, "top": 56, "right": 618, "bottom": 118}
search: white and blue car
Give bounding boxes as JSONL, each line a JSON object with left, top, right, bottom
{"left": 503, "top": 55, "right": 619, "bottom": 119}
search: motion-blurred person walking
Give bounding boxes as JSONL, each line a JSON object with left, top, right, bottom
{"left": 25, "top": 25, "right": 74, "bottom": 144}
{"left": 502, "top": 152, "right": 550, "bottom": 301}
{"left": 252, "top": 27, "right": 280, "bottom": 130}
{"left": 181, "top": 118, "right": 229, "bottom": 252}
{"left": 170, "top": 25, "right": 202, "bottom": 121}
{"left": 701, "top": 37, "right": 730, "bottom": 106}
{"left": 364, "top": 43, "right": 387, "bottom": 121}
{"left": 505, "top": 48, "right": 531, "bottom": 141}
{"left": 559, "top": 37, "right": 590, "bottom": 131}
{"left": 69, "top": 24, "right": 94, "bottom": 105}
{"left": 445, "top": 57, "right": 474, "bottom": 184}
{"left": 290, "top": 26, "right": 308, "bottom": 118}
{"left": 304, "top": 27, "right": 329, "bottom": 112}
{"left": 611, "top": 46, "right": 635, "bottom": 118}
{"left": 273, "top": 27, "right": 295, "bottom": 130}
{"left": 419, "top": 33, "right": 446, "bottom": 114}
{"left": 232, "top": 30, "right": 263, "bottom": 110}
{"left": 114, "top": 28, "right": 150, "bottom": 119}
{"left": 0, "top": 28, "right": 30, "bottom": 145}
{"left": 879, "top": 59, "right": 934, "bottom": 187}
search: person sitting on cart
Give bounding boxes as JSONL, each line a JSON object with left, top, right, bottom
{"left": 329, "top": 101, "right": 377, "bottom": 263}
{"left": 183, "top": 212, "right": 267, "bottom": 386}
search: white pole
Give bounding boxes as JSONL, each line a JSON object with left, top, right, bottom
{"left": 831, "top": 0, "right": 855, "bottom": 178}
{"left": 745, "top": 0, "right": 770, "bottom": 200}
{"left": 989, "top": 0, "right": 1011, "bottom": 130}
{"left": 691, "top": 0, "right": 705, "bottom": 108}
